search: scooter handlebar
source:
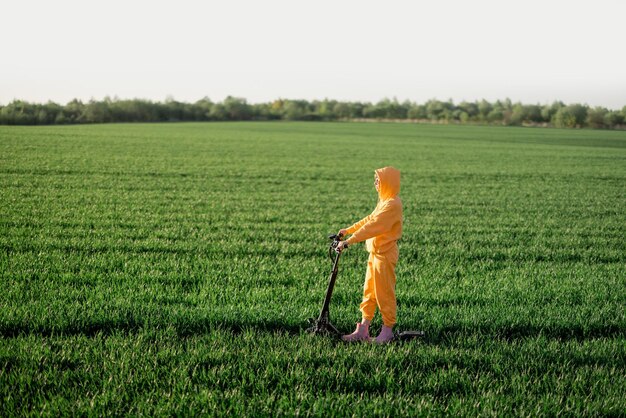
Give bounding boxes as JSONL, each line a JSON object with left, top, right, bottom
{"left": 328, "top": 233, "right": 348, "bottom": 254}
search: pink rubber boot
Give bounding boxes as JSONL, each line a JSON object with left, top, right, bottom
{"left": 374, "top": 325, "right": 394, "bottom": 344}
{"left": 342, "top": 322, "right": 370, "bottom": 342}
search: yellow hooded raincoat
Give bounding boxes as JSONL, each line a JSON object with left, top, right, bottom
{"left": 345, "top": 167, "right": 402, "bottom": 327}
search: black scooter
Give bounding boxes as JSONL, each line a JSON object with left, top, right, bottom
{"left": 307, "top": 233, "right": 425, "bottom": 342}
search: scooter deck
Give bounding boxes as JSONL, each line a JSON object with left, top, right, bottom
{"left": 394, "top": 330, "right": 426, "bottom": 341}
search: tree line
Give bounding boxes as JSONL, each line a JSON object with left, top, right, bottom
{"left": 1, "top": 96, "right": 625, "bottom": 129}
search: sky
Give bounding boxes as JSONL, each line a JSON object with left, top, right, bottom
{"left": 1, "top": 0, "right": 625, "bottom": 109}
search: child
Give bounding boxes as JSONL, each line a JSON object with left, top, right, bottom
{"left": 335, "top": 166, "right": 402, "bottom": 343}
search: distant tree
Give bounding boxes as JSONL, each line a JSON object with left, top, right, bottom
{"left": 507, "top": 103, "right": 541, "bottom": 126}
{"left": 489, "top": 99, "right": 512, "bottom": 125}
{"left": 477, "top": 99, "right": 492, "bottom": 121}
{"left": 43, "top": 101, "right": 63, "bottom": 123}
{"left": 344, "top": 102, "right": 365, "bottom": 118}
{"left": 0, "top": 105, "right": 10, "bottom": 125}
{"left": 55, "top": 112, "right": 67, "bottom": 124}
{"left": 191, "top": 97, "right": 212, "bottom": 121}
{"left": 163, "top": 98, "right": 195, "bottom": 122}
{"left": 0, "top": 103, "right": 14, "bottom": 124}
{"left": 442, "top": 100, "right": 456, "bottom": 121}
{"left": 541, "top": 101, "right": 564, "bottom": 123}
{"left": 64, "top": 99, "right": 86, "bottom": 123}
{"left": 570, "top": 104, "right": 587, "bottom": 126}
{"left": 333, "top": 102, "right": 351, "bottom": 119}
{"left": 373, "top": 98, "right": 408, "bottom": 119}
{"left": 459, "top": 101, "right": 479, "bottom": 119}
{"left": 270, "top": 99, "right": 284, "bottom": 113}
{"left": 407, "top": 103, "right": 427, "bottom": 119}
{"left": 487, "top": 109, "right": 504, "bottom": 123}
{"left": 552, "top": 107, "right": 577, "bottom": 128}
{"left": 251, "top": 102, "right": 278, "bottom": 121}
{"left": 284, "top": 101, "right": 306, "bottom": 120}
{"left": 36, "top": 109, "right": 48, "bottom": 125}
{"left": 83, "top": 100, "right": 112, "bottom": 123}
{"left": 510, "top": 103, "right": 526, "bottom": 126}
{"left": 209, "top": 103, "right": 227, "bottom": 121}
{"left": 449, "top": 109, "right": 460, "bottom": 121}
{"left": 222, "top": 96, "right": 251, "bottom": 120}
{"left": 604, "top": 110, "right": 624, "bottom": 128}
{"left": 525, "top": 104, "right": 543, "bottom": 123}
{"left": 362, "top": 103, "right": 383, "bottom": 119}
{"left": 426, "top": 99, "right": 449, "bottom": 120}
{"left": 0, "top": 101, "right": 37, "bottom": 125}
{"left": 586, "top": 107, "right": 608, "bottom": 129}
{"left": 398, "top": 100, "right": 411, "bottom": 119}
{"left": 0, "top": 96, "right": 623, "bottom": 129}
{"left": 313, "top": 100, "right": 333, "bottom": 120}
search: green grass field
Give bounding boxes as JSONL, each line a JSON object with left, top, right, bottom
{"left": 1, "top": 122, "right": 625, "bottom": 416}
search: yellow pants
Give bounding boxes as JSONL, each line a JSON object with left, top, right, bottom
{"left": 360, "top": 246, "right": 398, "bottom": 327}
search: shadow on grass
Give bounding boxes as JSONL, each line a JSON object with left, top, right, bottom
{"left": 421, "top": 323, "right": 625, "bottom": 346}
{"left": 1, "top": 317, "right": 623, "bottom": 344}
{"left": 0, "top": 318, "right": 302, "bottom": 339}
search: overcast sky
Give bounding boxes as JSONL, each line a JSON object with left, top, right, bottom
{"left": 2, "top": 0, "right": 625, "bottom": 109}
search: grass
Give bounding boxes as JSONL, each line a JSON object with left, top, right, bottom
{"left": 1, "top": 121, "right": 625, "bottom": 416}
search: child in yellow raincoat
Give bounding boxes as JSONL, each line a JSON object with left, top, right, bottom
{"left": 335, "top": 166, "right": 402, "bottom": 343}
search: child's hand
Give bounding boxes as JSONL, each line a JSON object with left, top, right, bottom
{"left": 338, "top": 229, "right": 348, "bottom": 237}
{"left": 335, "top": 241, "right": 348, "bottom": 253}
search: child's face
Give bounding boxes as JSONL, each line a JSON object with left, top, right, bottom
{"left": 374, "top": 175, "right": 380, "bottom": 192}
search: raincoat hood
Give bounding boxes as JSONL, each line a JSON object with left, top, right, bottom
{"left": 375, "top": 166, "right": 401, "bottom": 201}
